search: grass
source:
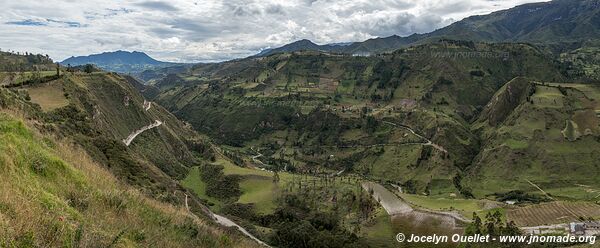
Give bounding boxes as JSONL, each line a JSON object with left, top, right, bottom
{"left": 24, "top": 81, "right": 69, "bottom": 111}
{"left": 361, "top": 208, "right": 396, "bottom": 248}
{"left": 502, "top": 139, "right": 529, "bottom": 149}
{"left": 183, "top": 158, "right": 294, "bottom": 214}
{"left": 399, "top": 193, "right": 488, "bottom": 218}
{"left": 181, "top": 167, "right": 225, "bottom": 210}
{"left": 218, "top": 158, "right": 294, "bottom": 182}
{"left": 0, "top": 71, "right": 57, "bottom": 86}
{"left": 545, "top": 186, "right": 600, "bottom": 201}
{"left": 0, "top": 111, "right": 259, "bottom": 247}
{"left": 238, "top": 178, "right": 278, "bottom": 214}
{"left": 532, "top": 86, "right": 564, "bottom": 108}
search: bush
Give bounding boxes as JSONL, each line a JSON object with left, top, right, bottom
{"left": 200, "top": 163, "right": 241, "bottom": 200}
{"left": 470, "top": 70, "right": 485, "bottom": 77}
{"left": 493, "top": 190, "right": 548, "bottom": 203}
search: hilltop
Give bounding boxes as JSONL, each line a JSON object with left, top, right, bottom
{"left": 3, "top": 0, "right": 600, "bottom": 246}
{"left": 61, "top": 50, "right": 180, "bottom": 74}
{"left": 0, "top": 88, "right": 258, "bottom": 247}
{"left": 143, "top": 39, "right": 600, "bottom": 247}
{"left": 152, "top": 41, "right": 586, "bottom": 196}
{"left": 0, "top": 51, "right": 265, "bottom": 246}
{"left": 254, "top": 0, "right": 600, "bottom": 57}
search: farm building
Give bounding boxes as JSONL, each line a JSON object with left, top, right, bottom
{"left": 570, "top": 223, "right": 586, "bottom": 235}
{"left": 570, "top": 222, "right": 600, "bottom": 236}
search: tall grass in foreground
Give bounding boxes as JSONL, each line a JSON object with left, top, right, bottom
{"left": 0, "top": 112, "right": 259, "bottom": 247}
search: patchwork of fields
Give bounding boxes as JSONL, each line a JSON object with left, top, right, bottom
{"left": 507, "top": 201, "right": 600, "bottom": 227}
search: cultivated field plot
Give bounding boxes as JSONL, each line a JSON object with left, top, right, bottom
{"left": 507, "top": 201, "right": 600, "bottom": 227}
{"left": 25, "top": 82, "right": 68, "bottom": 111}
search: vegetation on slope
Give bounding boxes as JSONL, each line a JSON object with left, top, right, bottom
{"left": 469, "top": 80, "right": 600, "bottom": 198}
{"left": 155, "top": 41, "right": 572, "bottom": 196}
{"left": 0, "top": 110, "right": 257, "bottom": 247}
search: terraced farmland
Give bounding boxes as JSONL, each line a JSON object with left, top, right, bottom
{"left": 507, "top": 201, "right": 600, "bottom": 227}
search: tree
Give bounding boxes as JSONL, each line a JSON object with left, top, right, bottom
{"left": 465, "top": 212, "right": 482, "bottom": 235}
{"left": 83, "top": 64, "right": 94, "bottom": 74}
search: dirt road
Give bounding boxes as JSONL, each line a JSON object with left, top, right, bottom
{"left": 382, "top": 121, "right": 448, "bottom": 153}
{"left": 361, "top": 181, "right": 412, "bottom": 215}
{"left": 122, "top": 120, "right": 163, "bottom": 146}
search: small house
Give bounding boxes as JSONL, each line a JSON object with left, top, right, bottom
{"left": 570, "top": 223, "right": 586, "bottom": 235}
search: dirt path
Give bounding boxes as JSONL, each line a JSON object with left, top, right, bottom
{"left": 521, "top": 224, "right": 568, "bottom": 235}
{"left": 122, "top": 120, "right": 163, "bottom": 146}
{"left": 362, "top": 182, "right": 470, "bottom": 225}
{"left": 184, "top": 194, "right": 270, "bottom": 247}
{"left": 382, "top": 121, "right": 448, "bottom": 153}
{"left": 212, "top": 213, "right": 270, "bottom": 247}
{"left": 362, "top": 182, "right": 412, "bottom": 215}
{"left": 250, "top": 147, "right": 276, "bottom": 169}
{"left": 143, "top": 100, "right": 152, "bottom": 111}
{"left": 250, "top": 147, "right": 265, "bottom": 165}
{"left": 526, "top": 179, "right": 555, "bottom": 200}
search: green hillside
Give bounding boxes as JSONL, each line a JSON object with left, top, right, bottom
{"left": 13, "top": 71, "right": 212, "bottom": 203}
{"left": 0, "top": 51, "right": 263, "bottom": 246}
{"left": 0, "top": 88, "right": 259, "bottom": 247}
{"left": 469, "top": 79, "right": 600, "bottom": 198}
{"left": 4, "top": 0, "right": 600, "bottom": 245}
{"left": 153, "top": 41, "right": 576, "bottom": 195}
{"left": 143, "top": 40, "right": 600, "bottom": 247}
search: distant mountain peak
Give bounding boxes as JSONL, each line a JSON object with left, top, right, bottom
{"left": 61, "top": 50, "right": 179, "bottom": 74}
{"left": 253, "top": 0, "right": 600, "bottom": 58}
{"left": 293, "top": 39, "right": 316, "bottom": 44}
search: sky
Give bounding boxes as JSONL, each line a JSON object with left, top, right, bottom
{"left": 0, "top": 0, "right": 548, "bottom": 63}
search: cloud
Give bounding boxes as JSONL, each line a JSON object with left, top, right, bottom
{"left": 5, "top": 19, "right": 47, "bottom": 26}
{"left": 135, "top": 1, "right": 179, "bottom": 11}
{"left": 5, "top": 18, "right": 82, "bottom": 27}
{"left": 0, "top": 0, "right": 549, "bottom": 63}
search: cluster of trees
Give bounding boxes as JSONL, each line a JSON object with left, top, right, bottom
{"left": 465, "top": 211, "right": 520, "bottom": 237}
{"left": 199, "top": 163, "right": 241, "bottom": 201}
{"left": 461, "top": 211, "right": 546, "bottom": 248}
{"left": 266, "top": 194, "right": 368, "bottom": 248}
{"left": 452, "top": 173, "right": 475, "bottom": 198}
{"left": 493, "top": 190, "right": 549, "bottom": 204}
{"left": 0, "top": 50, "right": 54, "bottom": 72}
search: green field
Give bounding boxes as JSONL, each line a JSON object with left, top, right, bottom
{"left": 181, "top": 166, "right": 225, "bottom": 210}
{"left": 184, "top": 157, "right": 297, "bottom": 214}
{"left": 362, "top": 208, "right": 396, "bottom": 248}
{"left": 238, "top": 177, "right": 278, "bottom": 214}
{"left": 400, "top": 193, "right": 491, "bottom": 218}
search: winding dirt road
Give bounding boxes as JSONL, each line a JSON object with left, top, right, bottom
{"left": 143, "top": 100, "right": 152, "bottom": 111}
{"left": 122, "top": 120, "right": 163, "bottom": 146}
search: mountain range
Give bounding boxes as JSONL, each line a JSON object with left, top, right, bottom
{"left": 63, "top": 1, "right": 600, "bottom": 75}
{"left": 61, "top": 50, "right": 180, "bottom": 74}
{"left": 255, "top": 0, "right": 600, "bottom": 57}
{"left": 3, "top": 0, "right": 600, "bottom": 247}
